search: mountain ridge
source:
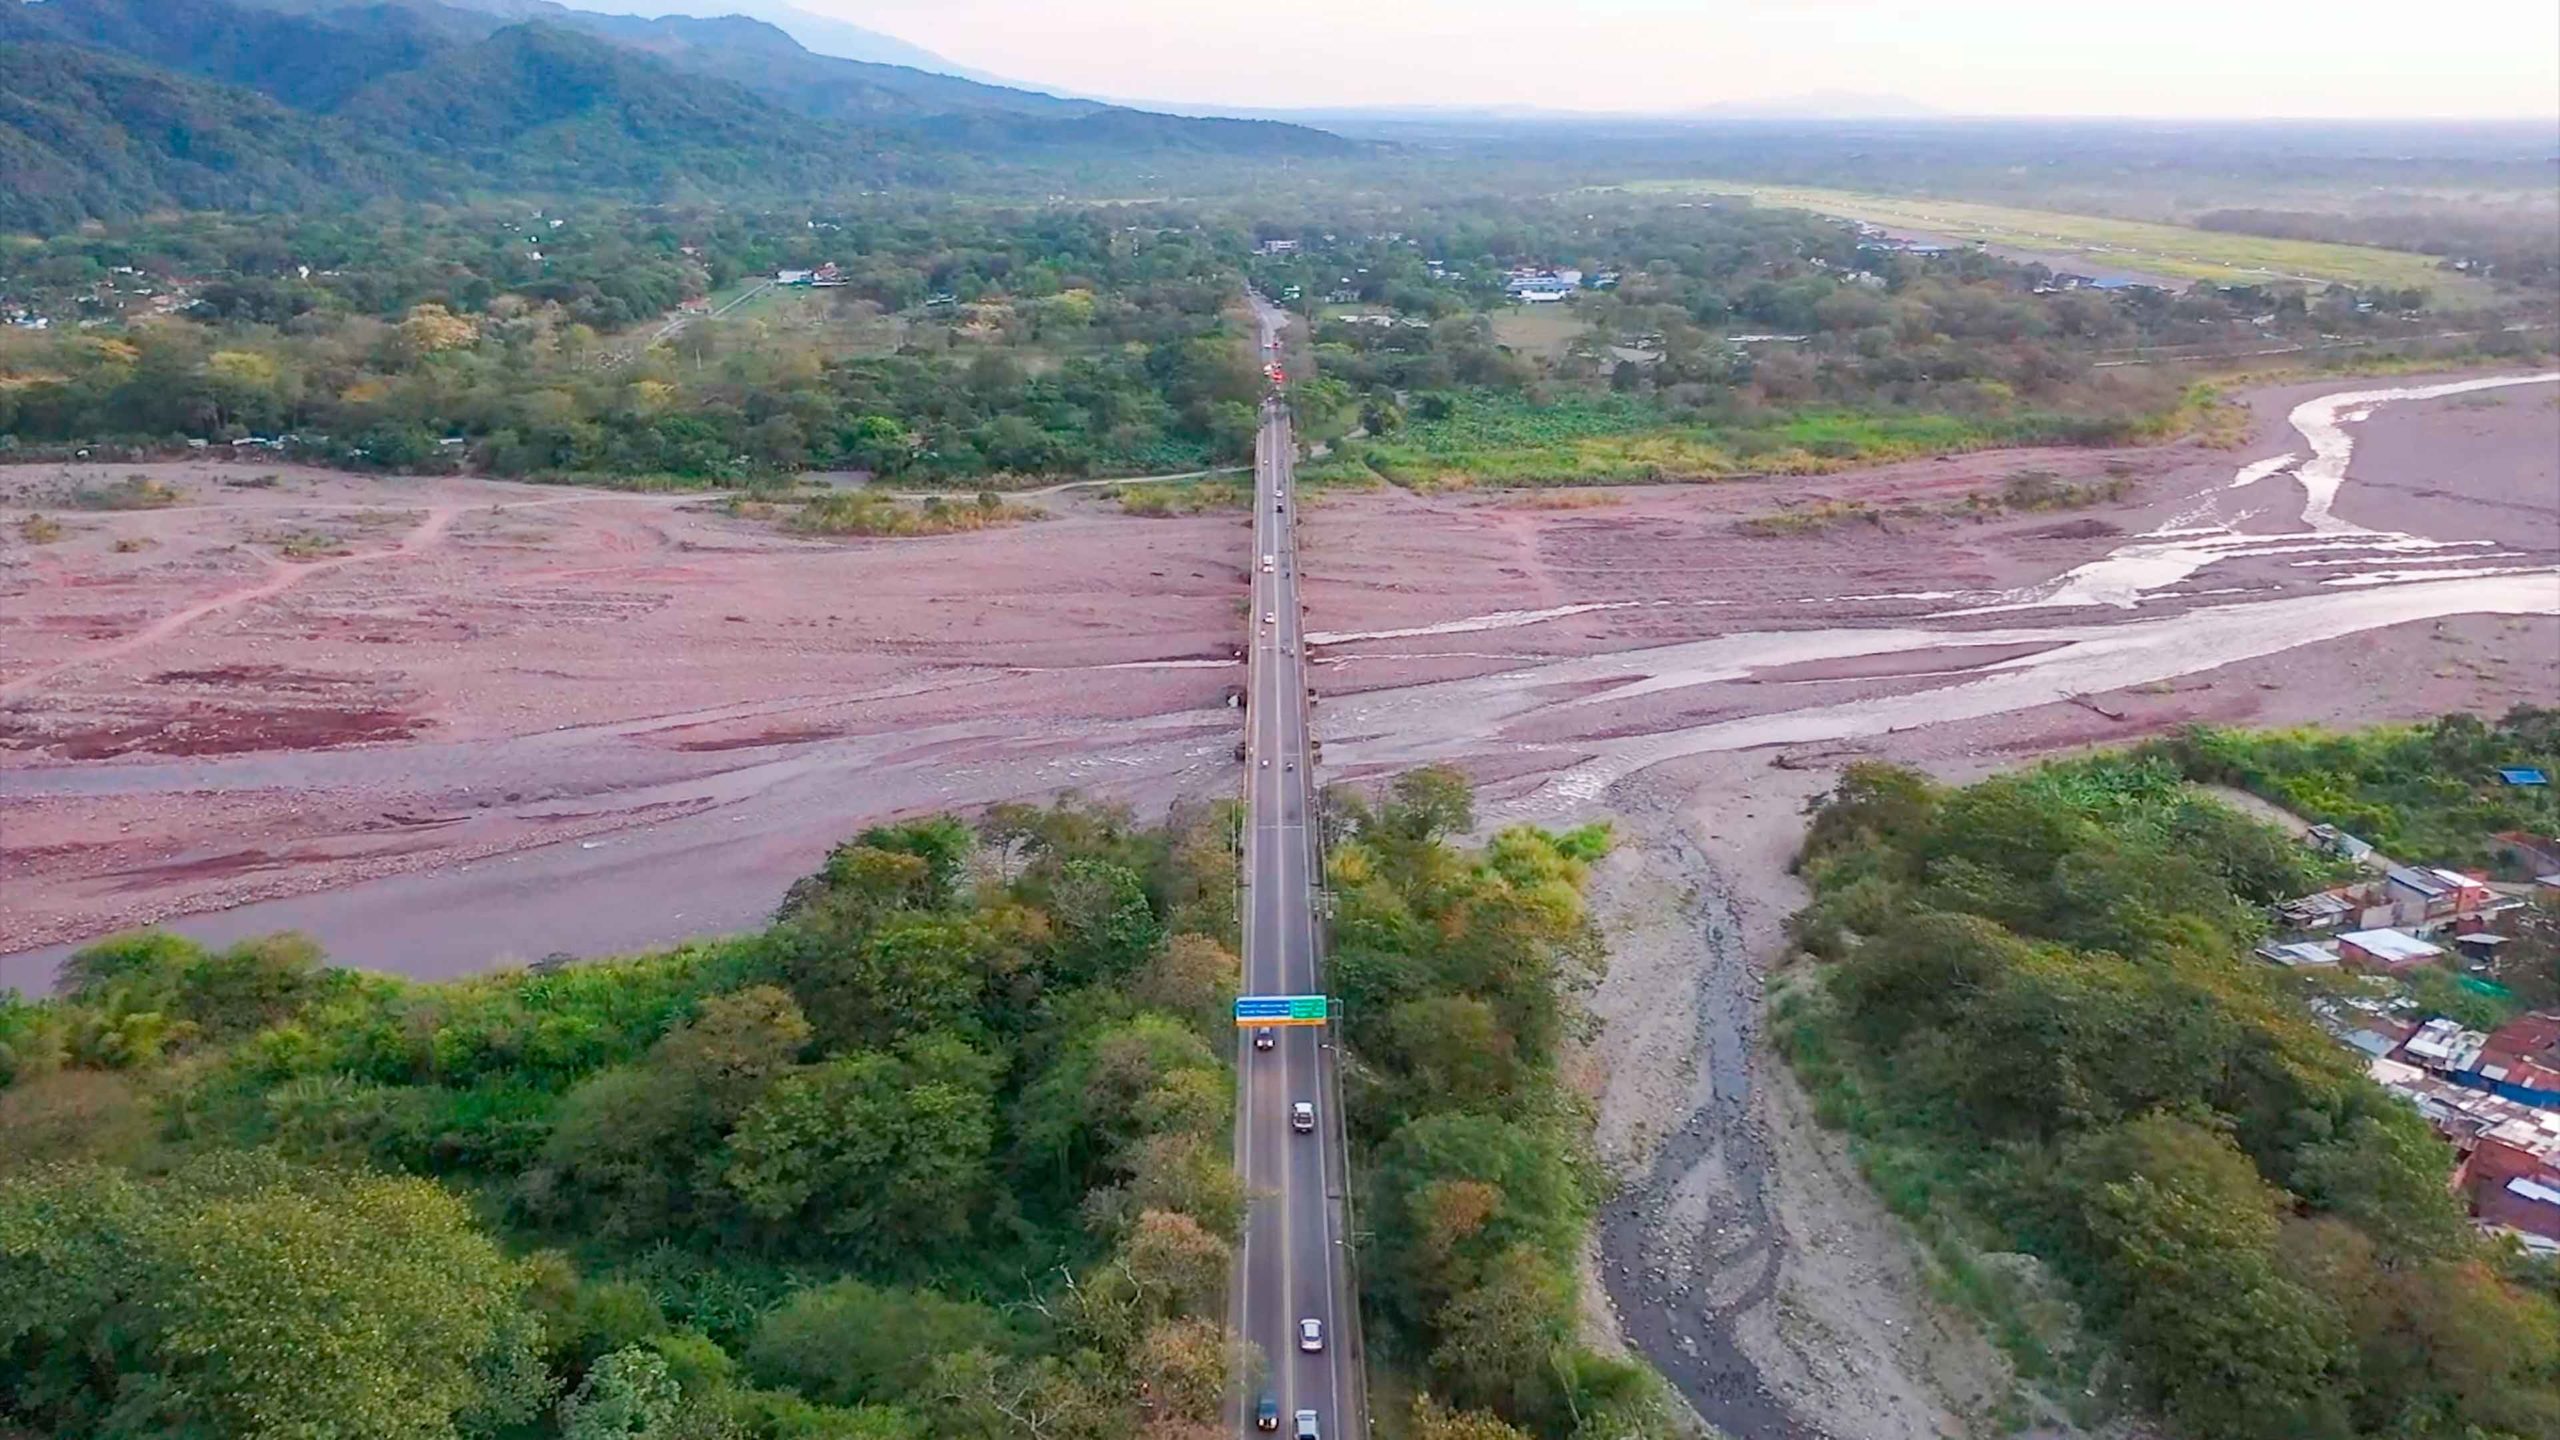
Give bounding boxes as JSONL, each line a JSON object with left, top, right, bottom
{"left": 0, "top": 0, "right": 1356, "bottom": 228}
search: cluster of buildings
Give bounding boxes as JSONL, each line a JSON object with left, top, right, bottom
{"left": 2257, "top": 826, "right": 2528, "bottom": 974}
{"left": 2265, "top": 819, "right": 2560, "bottom": 1253}
{"left": 2, "top": 265, "right": 204, "bottom": 331}
{"left": 1501, "top": 267, "right": 1617, "bottom": 303}
{"left": 2348, "top": 1012, "right": 2560, "bottom": 1254}
{"left": 773, "top": 262, "right": 846, "bottom": 288}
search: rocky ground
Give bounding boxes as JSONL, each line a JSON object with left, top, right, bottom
{"left": 1, "top": 466, "right": 1252, "bottom": 982}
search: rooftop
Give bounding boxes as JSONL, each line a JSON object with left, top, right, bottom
{"left": 2340, "top": 928, "right": 2443, "bottom": 964}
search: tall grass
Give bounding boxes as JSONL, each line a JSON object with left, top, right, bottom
{"left": 781, "top": 491, "right": 1039, "bottom": 537}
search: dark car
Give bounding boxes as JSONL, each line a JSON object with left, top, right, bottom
{"left": 1256, "top": 1392, "right": 1280, "bottom": 1431}
{"left": 1254, "top": 1026, "right": 1276, "bottom": 1051}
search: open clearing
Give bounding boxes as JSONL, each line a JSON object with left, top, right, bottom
{"left": 1631, "top": 180, "right": 2483, "bottom": 297}
{"left": 0, "top": 466, "right": 1250, "bottom": 980}
{"left": 1488, "top": 303, "right": 1589, "bottom": 360}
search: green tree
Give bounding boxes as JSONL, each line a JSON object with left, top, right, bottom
{"left": 2064, "top": 1116, "right": 2350, "bottom": 1440}
{"left": 745, "top": 1280, "right": 1007, "bottom": 1408}
{"left": 561, "top": 1346, "right": 683, "bottom": 1440}
{"left": 1049, "top": 859, "right": 1164, "bottom": 983}
{"left": 723, "top": 1035, "right": 1000, "bottom": 1264}
{"left": 1429, "top": 1246, "right": 1573, "bottom": 1420}
{"left": 0, "top": 1157, "right": 553, "bottom": 1438}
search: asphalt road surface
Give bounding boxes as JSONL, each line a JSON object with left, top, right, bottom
{"left": 1233, "top": 304, "right": 1365, "bottom": 1439}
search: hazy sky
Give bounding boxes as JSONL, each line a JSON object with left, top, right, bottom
{"left": 815, "top": 0, "right": 2560, "bottom": 117}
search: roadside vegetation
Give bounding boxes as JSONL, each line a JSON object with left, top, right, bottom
{"left": 0, "top": 800, "right": 1249, "bottom": 1440}
{"left": 2152, "top": 708, "right": 2560, "bottom": 871}
{"left": 1321, "top": 768, "right": 1678, "bottom": 1440}
{"left": 1776, "top": 751, "right": 2560, "bottom": 1439}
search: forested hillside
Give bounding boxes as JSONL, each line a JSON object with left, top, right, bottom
{"left": 0, "top": 41, "right": 437, "bottom": 232}
{"left": 0, "top": 0, "right": 1350, "bottom": 228}
{"left": 1779, "top": 753, "right": 2560, "bottom": 1439}
{"left": 0, "top": 800, "right": 1249, "bottom": 1438}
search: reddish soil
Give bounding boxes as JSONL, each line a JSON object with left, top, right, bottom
{"left": 1, "top": 464, "right": 1251, "bottom": 978}
{"left": 3, "top": 371, "right": 2552, "bottom": 991}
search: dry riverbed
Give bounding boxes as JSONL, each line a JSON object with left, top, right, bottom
{"left": 1298, "top": 369, "right": 2559, "bottom": 1437}
{"left": 3, "top": 372, "right": 2555, "bottom": 1439}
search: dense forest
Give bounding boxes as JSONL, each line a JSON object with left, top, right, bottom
{"left": 1779, "top": 751, "right": 2560, "bottom": 1440}
{"left": 1320, "top": 770, "right": 1676, "bottom": 1440}
{"left": 1257, "top": 192, "right": 2533, "bottom": 486}
{"left": 0, "top": 800, "right": 1256, "bottom": 1439}
{"left": 0, "top": 206, "right": 1271, "bottom": 483}
{"left": 0, "top": 776, "right": 1651, "bottom": 1440}
{"left": 15, "top": 187, "right": 2535, "bottom": 490}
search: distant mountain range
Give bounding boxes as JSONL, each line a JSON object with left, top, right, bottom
{"left": 482, "top": 0, "right": 1011, "bottom": 84}
{"left": 0, "top": 0, "right": 1354, "bottom": 229}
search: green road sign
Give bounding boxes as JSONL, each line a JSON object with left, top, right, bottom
{"left": 1234, "top": 994, "right": 1330, "bottom": 1026}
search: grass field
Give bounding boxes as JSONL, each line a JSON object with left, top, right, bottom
{"left": 1299, "top": 390, "right": 2207, "bottom": 490}
{"left": 1628, "top": 181, "right": 2485, "bottom": 299}
{"left": 1488, "top": 304, "right": 1589, "bottom": 360}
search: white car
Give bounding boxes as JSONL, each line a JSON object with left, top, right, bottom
{"left": 1263, "top": 611, "right": 1276, "bottom": 624}
{"left": 1291, "top": 1101, "right": 1315, "bottom": 1133}
{"left": 1299, "top": 1317, "right": 1324, "bottom": 1352}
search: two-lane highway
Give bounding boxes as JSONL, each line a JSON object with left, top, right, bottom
{"left": 1234, "top": 303, "right": 1363, "bottom": 1438}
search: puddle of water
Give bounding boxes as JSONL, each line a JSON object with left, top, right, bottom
{"left": 1307, "top": 600, "right": 1661, "bottom": 645}
{"left": 2322, "top": 566, "right": 2553, "bottom": 587}
{"left": 2228, "top": 452, "right": 2299, "bottom": 489}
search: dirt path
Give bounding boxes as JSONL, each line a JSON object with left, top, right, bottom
{"left": 0, "top": 503, "right": 464, "bottom": 702}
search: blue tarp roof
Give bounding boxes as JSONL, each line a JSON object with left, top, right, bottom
{"left": 2494, "top": 767, "right": 2550, "bottom": 786}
